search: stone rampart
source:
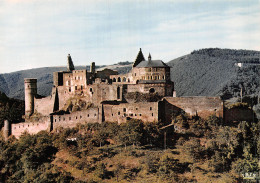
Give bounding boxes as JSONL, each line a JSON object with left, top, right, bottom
{"left": 163, "top": 97, "right": 224, "bottom": 123}
{"left": 103, "top": 102, "right": 159, "bottom": 123}
{"left": 52, "top": 107, "right": 100, "bottom": 130}
{"left": 11, "top": 116, "right": 50, "bottom": 138}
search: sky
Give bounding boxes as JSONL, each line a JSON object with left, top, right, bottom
{"left": 0, "top": 0, "right": 260, "bottom": 73}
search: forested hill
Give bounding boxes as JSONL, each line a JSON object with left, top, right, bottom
{"left": 0, "top": 91, "right": 24, "bottom": 128}
{"left": 169, "top": 48, "right": 260, "bottom": 98}
{"left": 1, "top": 48, "right": 260, "bottom": 100}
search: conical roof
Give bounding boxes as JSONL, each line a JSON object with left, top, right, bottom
{"left": 133, "top": 48, "right": 145, "bottom": 67}
{"left": 67, "top": 54, "right": 75, "bottom": 71}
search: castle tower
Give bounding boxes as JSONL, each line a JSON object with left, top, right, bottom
{"left": 133, "top": 48, "right": 145, "bottom": 67}
{"left": 24, "top": 78, "right": 37, "bottom": 117}
{"left": 91, "top": 62, "right": 95, "bottom": 73}
{"left": 3, "top": 120, "right": 10, "bottom": 140}
{"left": 148, "top": 53, "right": 152, "bottom": 61}
{"left": 67, "top": 54, "right": 75, "bottom": 71}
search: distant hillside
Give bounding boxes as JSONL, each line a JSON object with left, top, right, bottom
{"left": 1, "top": 48, "right": 260, "bottom": 101}
{"left": 169, "top": 48, "right": 260, "bottom": 98}
{"left": 0, "top": 62, "right": 132, "bottom": 100}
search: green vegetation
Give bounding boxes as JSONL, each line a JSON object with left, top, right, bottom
{"left": 0, "top": 91, "right": 24, "bottom": 128}
{"left": 0, "top": 115, "right": 259, "bottom": 182}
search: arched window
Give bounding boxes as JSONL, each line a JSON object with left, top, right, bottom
{"left": 123, "top": 77, "right": 126, "bottom": 82}
{"left": 113, "top": 78, "right": 116, "bottom": 82}
{"left": 117, "top": 77, "right": 121, "bottom": 82}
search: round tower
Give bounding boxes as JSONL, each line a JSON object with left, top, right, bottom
{"left": 3, "top": 120, "right": 10, "bottom": 140}
{"left": 24, "top": 78, "right": 37, "bottom": 117}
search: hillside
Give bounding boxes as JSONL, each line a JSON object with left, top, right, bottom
{"left": 0, "top": 91, "right": 24, "bottom": 128}
{"left": 169, "top": 48, "right": 260, "bottom": 98}
{"left": 1, "top": 48, "right": 260, "bottom": 100}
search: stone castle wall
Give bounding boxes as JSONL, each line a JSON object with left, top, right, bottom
{"left": 34, "top": 96, "right": 54, "bottom": 116}
{"left": 224, "top": 108, "right": 255, "bottom": 123}
{"left": 103, "top": 102, "right": 159, "bottom": 123}
{"left": 163, "top": 97, "right": 224, "bottom": 123}
{"left": 52, "top": 107, "right": 100, "bottom": 130}
{"left": 11, "top": 116, "right": 50, "bottom": 138}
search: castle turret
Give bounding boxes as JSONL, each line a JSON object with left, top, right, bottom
{"left": 3, "top": 120, "right": 10, "bottom": 140}
{"left": 91, "top": 62, "right": 95, "bottom": 73}
{"left": 67, "top": 54, "right": 75, "bottom": 71}
{"left": 24, "top": 78, "right": 37, "bottom": 117}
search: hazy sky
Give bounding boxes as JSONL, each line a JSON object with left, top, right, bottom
{"left": 0, "top": 0, "right": 260, "bottom": 73}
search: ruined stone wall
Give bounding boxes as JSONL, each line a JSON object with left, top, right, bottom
{"left": 103, "top": 102, "right": 159, "bottom": 123}
{"left": 224, "top": 108, "right": 255, "bottom": 123}
{"left": 52, "top": 107, "right": 100, "bottom": 129}
{"left": 34, "top": 96, "right": 54, "bottom": 115}
{"left": 163, "top": 97, "right": 224, "bottom": 123}
{"left": 11, "top": 116, "right": 50, "bottom": 138}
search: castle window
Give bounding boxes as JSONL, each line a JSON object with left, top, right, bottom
{"left": 149, "top": 88, "right": 155, "bottom": 93}
{"left": 152, "top": 113, "right": 153, "bottom": 116}
{"left": 118, "top": 112, "right": 120, "bottom": 115}
{"left": 123, "top": 108, "right": 126, "bottom": 112}
{"left": 135, "top": 114, "right": 137, "bottom": 116}
{"left": 69, "top": 87, "right": 71, "bottom": 92}
{"left": 130, "top": 113, "right": 133, "bottom": 117}
{"left": 87, "top": 114, "right": 89, "bottom": 117}
{"left": 81, "top": 85, "right": 83, "bottom": 90}
{"left": 78, "top": 76, "right": 80, "bottom": 80}
{"left": 75, "top": 77, "right": 76, "bottom": 80}
{"left": 113, "top": 78, "right": 116, "bottom": 82}
{"left": 151, "top": 76, "right": 153, "bottom": 80}
{"left": 155, "top": 76, "right": 157, "bottom": 80}
{"left": 162, "top": 75, "right": 165, "bottom": 80}
{"left": 80, "top": 115, "right": 82, "bottom": 119}
{"left": 147, "top": 76, "right": 150, "bottom": 80}
{"left": 55, "top": 119, "right": 56, "bottom": 122}
{"left": 112, "top": 114, "right": 113, "bottom": 116}
{"left": 139, "top": 114, "right": 142, "bottom": 116}
{"left": 76, "top": 116, "right": 77, "bottom": 119}
{"left": 28, "top": 125, "right": 29, "bottom": 127}
{"left": 75, "top": 86, "right": 77, "bottom": 90}
{"left": 117, "top": 77, "right": 121, "bottom": 82}
{"left": 123, "top": 77, "right": 126, "bottom": 82}
{"left": 158, "top": 76, "right": 160, "bottom": 80}
{"left": 117, "top": 87, "right": 120, "bottom": 99}
{"left": 90, "top": 88, "right": 93, "bottom": 92}
{"left": 128, "top": 78, "right": 130, "bottom": 82}
{"left": 150, "top": 107, "right": 152, "bottom": 110}
{"left": 149, "top": 68, "right": 152, "bottom": 72}
{"left": 69, "top": 117, "right": 71, "bottom": 120}
{"left": 136, "top": 108, "right": 138, "bottom": 110}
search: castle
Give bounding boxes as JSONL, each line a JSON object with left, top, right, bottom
{"left": 4, "top": 49, "right": 225, "bottom": 139}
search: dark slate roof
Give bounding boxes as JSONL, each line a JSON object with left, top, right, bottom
{"left": 133, "top": 48, "right": 145, "bottom": 67}
{"left": 136, "top": 60, "right": 170, "bottom": 68}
